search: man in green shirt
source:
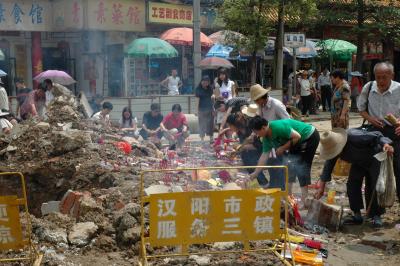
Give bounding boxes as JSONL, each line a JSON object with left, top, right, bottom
{"left": 249, "top": 116, "right": 320, "bottom": 206}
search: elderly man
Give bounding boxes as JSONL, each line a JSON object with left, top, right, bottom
{"left": 250, "top": 84, "right": 290, "bottom": 120}
{"left": 358, "top": 61, "right": 400, "bottom": 202}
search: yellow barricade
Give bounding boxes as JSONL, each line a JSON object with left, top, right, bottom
{"left": 139, "top": 166, "right": 294, "bottom": 266}
{"left": 0, "top": 172, "right": 42, "bottom": 265}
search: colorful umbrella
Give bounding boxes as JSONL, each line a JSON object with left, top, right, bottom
{"left": 0, "top": 69, "right": 6, "bottom": 77}
{"left": 206, "top": 44, "right": 233, "bottom": 59}
{"left": 160, "top": 27, "right": 213, "bottom": 47}
{"left": 208, "top": 30, "right": 245, "bottom": 45}
{"left": 126, "top": 37, "right": 178, "bottom": 58}
{"left": 34, "top": 70, "right": 76, "bottom": 85}
{"left": 198, "top": 57, "right": 234, "bottom": 70}
{"left": 317, "top": 39, "right": 357, "bottom": 61}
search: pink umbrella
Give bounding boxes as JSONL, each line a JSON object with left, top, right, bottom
{"left": 198, "top": 57, "right": 234, "bottom": 70}
{"left": 160, "top": 27, "right": 213, "bottom": 47}
{"left": 34, "top": 70, "right": 76, "bottom": 85}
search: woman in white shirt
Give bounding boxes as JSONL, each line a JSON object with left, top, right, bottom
{"left": 214, "top": 68, "right": 237, "bottom": 128}
{"left": 298, "top": 70, "right": 313, "bottom": 117}
{"left": 119, "top": 107, "right": 139, "bottom": 139}
{"left": 161, "top": 69, "right": 182, "bottom": 96}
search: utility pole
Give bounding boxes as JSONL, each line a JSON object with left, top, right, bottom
{"left": 193, "top": 0, "right": 202, "bottom": 88}
{"left": 275, "top": 0, "right": 285, "bottom": 92}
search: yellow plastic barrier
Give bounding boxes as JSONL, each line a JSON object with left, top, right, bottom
{"left": 0, "top": 172, "right": 42, "bottom": 265}
{"left": 139, "top": 165, "right": 294, "bottom": 266}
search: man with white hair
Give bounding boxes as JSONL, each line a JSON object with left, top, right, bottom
{"left": 358, "top": 61, "right": 400, "bottom": 202}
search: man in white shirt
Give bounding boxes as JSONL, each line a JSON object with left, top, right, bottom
{"left": 0, "top": 78, "right": 9, "bottom": 111}
{"left": 161, "top": 69, "right": 182, "bottom": 96}
{"left": 317, "top": 68, "right": 332, "bottom": 111}
{"left": 250, "top": 84, "right": 290, "bottom": 121}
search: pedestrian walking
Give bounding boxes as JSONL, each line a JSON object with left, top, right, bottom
{"left": 350, "top": 71, "right": 363, "bottom": 112}
{"left": 318, "top": 68, "right": 332, "bottom": 111}
{"left": 195, "top": 76, "right": 214, "bottom": 143}
{"left": 161, "top": 69, "right": 182, "bottom": 96}
{"left": 330, "top": 69, "right": 350, "bottom": 129}
{"left": 358, "top": 61, "right": 400, "bottom": 203}
{"left": 316, "top": 128, "right": 394, "bottom": 227}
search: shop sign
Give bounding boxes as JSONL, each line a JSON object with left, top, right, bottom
{"left": 149, "top": 189, "right": 282, "bottom": 246}
{"left": 87, "top": 0, "right": 145, "bottom": 32}
{"left": 284, "top": 33, "right": 306, "bottom": 48}
{"left": 148, "top": 1, "right": 193, "bottom": 26}
{"left": 0, "top": 196, "right": 24, "bottom": 250}
{"left": 52, "top": 0, "right": 84, "bottom": 30}
{"left": 0, "top": 0, "right": 52, "bottom": 31}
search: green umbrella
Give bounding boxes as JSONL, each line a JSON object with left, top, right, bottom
{"left": 317, "top": 39, "right": 357, "bottom": 61}
{"left": 126, "top": 37, "right": 178, "bottom": 58}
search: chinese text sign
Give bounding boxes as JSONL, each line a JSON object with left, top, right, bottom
{"left": 0, "top": 0, "right": 51, "bottom": 31}
{"left": 148, "top": 2, "right": 193, "bottom": 26}
{"left": 149, "top": 189, "right": 282, "bottom": 247}
{"left": 0, "top": 196, "right": 24, "bottom": 250}
{"left": 87, "top": 0, "right": 145, "bottom": 32}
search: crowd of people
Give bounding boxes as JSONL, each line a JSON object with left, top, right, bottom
{"left": 2, "top": 62, "right": 400, "bottom": 228}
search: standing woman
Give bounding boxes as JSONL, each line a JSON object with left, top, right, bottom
{"left": 330, "top": 69, "right": 351, "bottom": 129}
{"left": 214, "top": 68, "right": 236, "bottom": 101}
{"left": 195, "top": 76, "right": 214, "bottom": 143}
{"left": 214, "top": 68, "right": 237, "bottom": 130}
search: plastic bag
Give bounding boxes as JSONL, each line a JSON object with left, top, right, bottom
{"left": 374, "top": 151, "right": 397, "bottom": 207}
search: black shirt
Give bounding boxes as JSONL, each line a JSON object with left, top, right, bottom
{"left": 195, "top": 85, "right": 213, "bottom": 111}
{"left": 142, "top": 111, "right": 163, "bottom": 130}
{"left": 320, "top": 128, "right": 392, "bottom": 182}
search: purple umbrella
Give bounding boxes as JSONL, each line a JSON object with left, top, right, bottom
{"left": 34, "top": 70, "right": 76, "bottom": 85}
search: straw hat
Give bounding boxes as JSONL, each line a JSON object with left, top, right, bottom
{"left": 319, "top": 128, "right": 348, "bottom": 160}
{"left": 241, "top": 104, "right": 259, "bottom": 117}
{"left": 250, "top": 84, "right": 271, "bottom": 101}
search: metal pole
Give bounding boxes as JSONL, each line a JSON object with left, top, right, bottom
{"left": 291, "top": 48, "right": 296, "bottom": 103}
{"left": 275, "top": 0, "right": 285, "bottom": 91}
{"left": 193, "top": 0, "right": 202, "bottom": 89}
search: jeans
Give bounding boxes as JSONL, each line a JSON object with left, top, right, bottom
{"left": 241, "top": 148, "right": 268, "bottom": 187}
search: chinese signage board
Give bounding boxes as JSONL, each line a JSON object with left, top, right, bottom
{"left": 284, "top": 33, "right": 306, "bottom": 48}
{"left": 52, "top": 0, "right": 84, "bottom": 30}
{"left": 0, "top": 0, "right": 52, "bottom": 31}
{"left": 0, "top": 196, "right": 24, "bottom": 250}
{"left": 149, "top": 189, "right": 282, "bottom": 247}
{"left": 87, "top": 0, "right": 145, "bottom": 32}
{"left": 148, "top": 1, "right": 193, "bottom": 26}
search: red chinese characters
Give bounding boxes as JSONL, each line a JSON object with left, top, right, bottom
{"left": 95, "top": 1, "right": 106, "bottom": 24}
{"left": 72, "top": 1, "right": 81, "bottom": 23}
{"left": 112, "top": 3, "right": 124, "bottom": 24}
{"left": 127, "top": 6, "right": 140, "bottom": 25}
{"left": 151, "top": 7, "right": 192, "bottom": 22}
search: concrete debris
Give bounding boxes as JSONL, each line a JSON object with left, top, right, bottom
{"left": 68, "top": 222, "right": 98, "bottom": 246}
{"left": 306, "top": 198, "right": 343, "bottom": 231}
{"left": 41, "top": 201, "right": 61, "bottom": 216}
{"left": 144, "top": 184, "right": 170, "bottom": 195}
{"left": 189, "top": 255, "right": 211, "bottom": 265}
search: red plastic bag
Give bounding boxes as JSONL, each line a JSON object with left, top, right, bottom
{"left": 114, "top": 141, "right": 132, "bottom": 155}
